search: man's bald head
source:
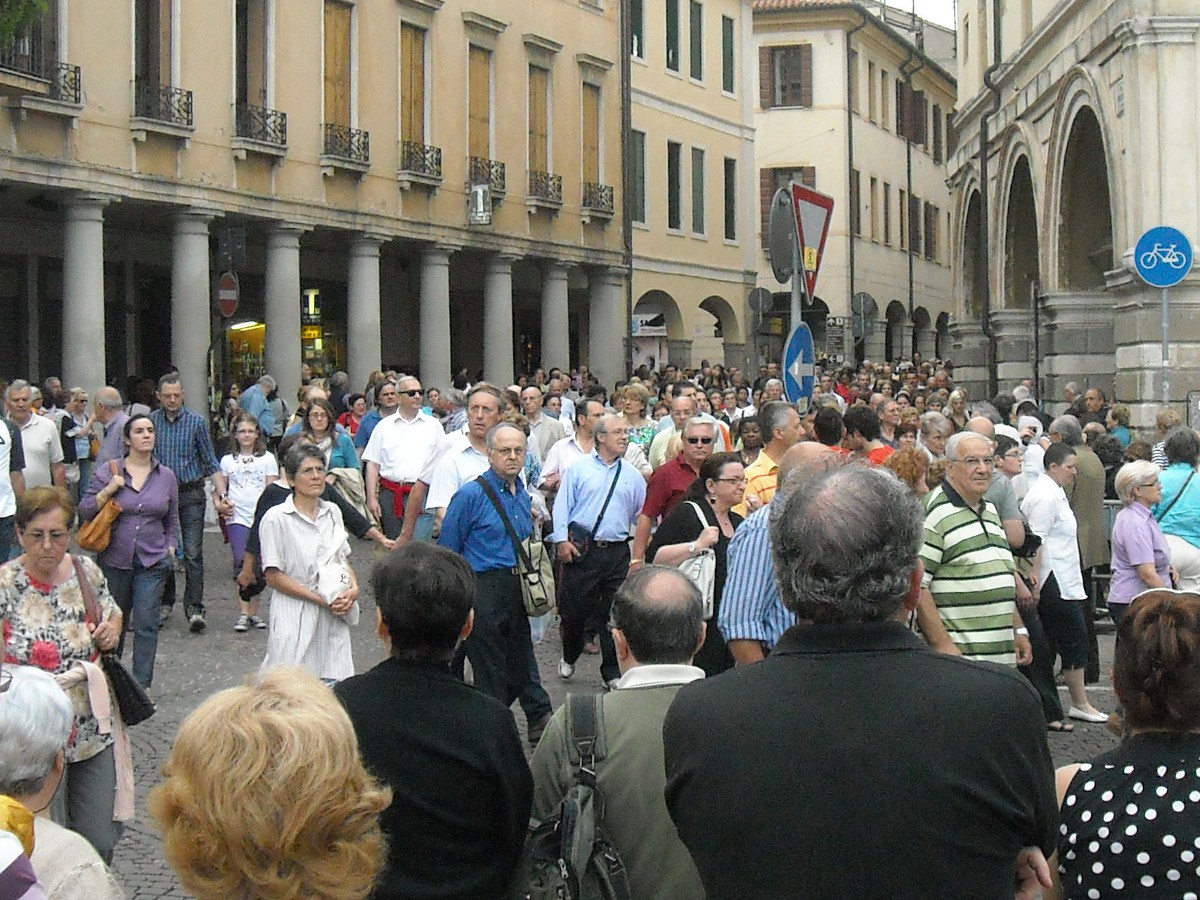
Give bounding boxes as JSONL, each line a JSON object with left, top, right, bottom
{"left": 778, "top": 441, "right": 839, "bottom": 489}
{"left": 611, "top": 566, "right": 705, "bottom": 666}
{"left": 966, "top": 416, "right": 996, "bottom": 439}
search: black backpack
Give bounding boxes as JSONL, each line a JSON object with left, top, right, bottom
{"left": 511, "top": 695, "right": 631, "bottom": 900}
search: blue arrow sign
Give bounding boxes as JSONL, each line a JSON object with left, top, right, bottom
{"left": 1135, "top": 226, "right": 1193, "bottom": 288}
{"left": 783, "top": 323, "right": 815, "bottom": 412}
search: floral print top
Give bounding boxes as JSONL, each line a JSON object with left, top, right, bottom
{"left": 628, "top": 423, "right": 657, "bottom": 449}
{"left": 0, "top": 555, "right": 121, "bottom": 764}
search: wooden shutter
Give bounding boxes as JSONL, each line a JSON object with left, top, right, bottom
{"left": 468, "top": 45, "right": 491, "bottom": 159}
{"left": 925, "top": 203, "right": 938, "bottom": 260}
{"left": 158, "top": 0, "right": 172, "bottom": 83}
{"left": 582, "top": 83, "right": 601, "bottom": 184}
{"left": 850, "top": 169, "right": 861, "bottom": 236}
{"left": 760, "top": 168, "right": 773, "bottom": 238}
{"left": 932, "top": 104, "right": 943, "bottom": 163}
{"left": 911, "top": 90, "right": 927, "bottom": 145}
{"left": 246, "top": 0, "right": 269, "bottom": 105}
{"left": 799, "top": 44, "right": 813, "bottom": 107}
{"left": 896, "top": 80, "right": 911, "bottom": 138}
{"left": 946, "top": 119, "right": 958, "bottom": 156}
{"left": 759, "top": 46, "right": 773, "bottom": 109}
{"left": 323, "top": 0, "right": 352, "bottom": 126}
{"left": 908, "top": 193, "right": 922, "bottom": 256}
{"left": 528, "top": 65, "right": 549, "bottom": 173}
{"left": 401, "top": 24, "right": 426, "bottom": 143}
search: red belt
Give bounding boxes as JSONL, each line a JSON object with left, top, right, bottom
{"left": 379, "top": 478, "right": 414, "bottom": 521}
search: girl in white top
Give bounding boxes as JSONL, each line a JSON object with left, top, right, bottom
{"left": 213, "top": 413, "right": 278, "bottom": 632}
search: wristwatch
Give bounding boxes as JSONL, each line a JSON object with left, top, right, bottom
{"left": 687, "top": 541, "right": 697, "bottom": 554}
{"left": 1015, "top": 627, "right": 1029, "bottom": 636}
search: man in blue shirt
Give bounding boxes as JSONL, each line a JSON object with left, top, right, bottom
{"left": 237, "top": 374, "right": 277, "bottom": 437}
{"left": 353, "top": 378, "right": 399, "bottom": 452}
{"left": 440, "top": 423, "right": 552, "bottom": 746}
{"left": 151, "top": 374, "right": 220, "bottom": 632}
{"left": 552, "top": 414, "right": 647, "bottom": 687}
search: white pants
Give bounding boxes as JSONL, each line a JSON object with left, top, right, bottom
{"left": 1165, "top": 534, "right": 1200, "bottom": 592}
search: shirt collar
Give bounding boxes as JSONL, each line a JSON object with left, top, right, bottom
{"left": 280, "top": 493, "right": 332, "bottom": 522}
{"left": 614, "top": 663, "right": 705, "bottom": 689}
{"left": 773, "top": 620, "right": 928, "bottom": 655}
{"left": 754, "top": 449, "right": 780, "bottom": 470}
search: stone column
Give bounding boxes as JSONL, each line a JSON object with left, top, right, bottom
{"left": 990, "top": 309, "right": 1034, "bottom": 389}
{"left": 483, "top": 254, "right": 517, "bottom": 386}
{"left": 265, "top": 225, "right": 305, "bottom": 404}
{"left": 62, "top": 195, "right": 110, "bottom": 394}
{"left": 347, "top": 234, "right": 384, "bottom": 393}
{"left": 541, "top": 263, "right": 570, "bottom": 372}
{"left": 947, "top": 319, "right": 990, "bottom": 401}
{"left": 588, "top": 267, "right": 626, "bottom": 388}
{"left": 172, "top": 210, "right": 216, "bottom": 414}
{"left": 419, "top": 245, "right": 453, "bottom": 390}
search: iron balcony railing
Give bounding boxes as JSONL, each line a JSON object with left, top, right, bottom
{"left": 324, "top": 123, "right": 370, "bottom": 164}
{"left": 134, "top": 77, "right": 193, "bottom": 126}
{"left": 236, "top": 103, "right": 287, "bottom": 146}
{"left": 469, "top": 156, "right": 506, "bottom": 194}
{"left": 50, "top": 62, "right": 80, "bottom": 103}
{"left": 529, "top": 171, "right": 563, "bottom": 204}
{"left": 400, "top": 140, "right": 442, "bottom": 178}
{"left": 583, "top": 182, "right": 615, "bottom": 214}
{"left": 0, "top": 34, "right": 44, "bottom": 78}
{"left": 0, "top": 40, "right": 81, "bottom": 104}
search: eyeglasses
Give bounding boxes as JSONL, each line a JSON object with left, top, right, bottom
{"left": 716, "top": 476, "right": 748, "bottom": 484}
{"left": 399, "top": 389, "right": 423, "bottom": 397}
{"left": 601, "top": 428, "right": 630, "bottom": 436}
{"left": 953, "top": 456, "right": 995, "bottom": 468}
{"left": 1002, "top": 451, "right": 1023, "bottom": 459}
{"left": 1139, "top": 480, "right": 1162, "bottom": 489}
{"left": 23, "top": 529, "right": 70, "bottom": 545}
{"left": 686, "top": 437, "right": 714, "bottom": 445}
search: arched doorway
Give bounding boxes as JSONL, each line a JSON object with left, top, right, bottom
{"left": 884, "top": 300, "right": 908, "bottom": 362}
{"left": 802, "top": 297, "right": 828, "bottom": 353}
{"left": 935, "top": 312, "right": 951, "bottom": 359}
{"left": 1004, "top": 158, "right": 1039, "bottom": 309}
{"left": 1058, "top": 107, "right": 1113, "bottom": 289}
{"left": 852, "top": 292, "right": 879, "bottom": 363}
{"left": 912, "top": 307, "right": 934, "bottom": 358}
{"left": 699, "top": 294, "right": 744, "bottom": 366}
{"left": 961, "top": 190, "right": 985, "bottom": 323}
{"left": 632, "top": 290, "right": 683, "bottom": 372}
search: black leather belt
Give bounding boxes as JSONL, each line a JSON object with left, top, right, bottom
{"left": 592, "top": 540, "right": 627, "bottom": 548}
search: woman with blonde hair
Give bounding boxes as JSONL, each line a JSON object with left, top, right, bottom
{"left": 620, "top": 381, "right": 656, "bottom": 449}
{"left": 150, "top": 667, "right": 391, "bottom": 900}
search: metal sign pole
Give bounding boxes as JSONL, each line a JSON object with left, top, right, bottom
{"left": 1162, "top": 286, "right": 1170, "bottom": 407}
{"left": 791, "top": 237, "right": 803, "bottom": 335}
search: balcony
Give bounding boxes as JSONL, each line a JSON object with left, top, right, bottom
{"left": 469, "top": 156, "right": 506, "bottom": 199}
{"left": 0, "top": 39, "right": 83, "bottom": 123}
{"left": 321, "top": 123, "right": 370, "bottom": 178}
{"left": 130, "top": 77, "right": 194, "bottom": 142}
{"left": 582, "top": 182, "right": 615, "bottom": 224}
{"left": 527, "top": 170, "right": 562, "bottom": 214}
{"left": 232, "top": 102, "right": 287, "bottom": 162}
{"left": 397, "top": 140, "right": 442, "bottom": 191}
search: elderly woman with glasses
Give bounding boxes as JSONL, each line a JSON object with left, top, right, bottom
{"left": 1108, "top": 461, "right": 1174, "bottom": 628}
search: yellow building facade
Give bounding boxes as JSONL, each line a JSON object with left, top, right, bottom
{"left": 629, "top": 0, "right": 758, "bottom": 373}
{"left": 0, "top": 0, "right": 625, "bottom": 408}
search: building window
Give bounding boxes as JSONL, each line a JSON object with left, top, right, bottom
{"left": 631, "top": 129, "right": 646, "bottom": 224}
{"left": 135, "top": 0, "right": 173, "bottom": 87}
{"left": 582, "top": 83, "right": 601, "bottom": 187}
{"left": 723, "top": 157, "right": 737, "bottom": 240}
{"left": 400, "top": 23, "right": 426, "bottom": 144}
{"left": 924, "top": 202, "right": 938, "bottom": 260}
{"left": 760, "top": 166, "right": 815, "bottom": 238}
{"left": 867, "top": 60, "right": 876, "bottom": 122}
{"left": 721, "top": 15, "right": 735, "bottom": 93}
{"left": 899, "top": 188, "right": 907, "bottom": 250}
{"left": 666, "top": 0, "right": 680, "bottom": 72}
{"left": 909, "top": 193, "right": 922, "bottom": 256}
{"left": 879, "top": 69, "right": 889, "bottom": 130}
{"left": 323, "top": 0, "right": 353, "bottom": 126}
{"left": 528, "top": 65, "right": 550, "bottom": 174}
{"left": 896, "top": 80, "right": 927, "bottom": 144}
{"left": 848, "top": 48, "right": 859, "bottom": 114}
{"left": 468, "top": 44, "right": 491, "bottom": 159}
{"left": 691, "top": 147, "right": 706, "bottom": 234}
{"left": 689, "top": 1, "right": 703, "bottom": 80}
{"left": 760, "top": 45, "right": 812, "bottom": 109}
{"left": 667, "top": 140, "right": 683, "bottom": 230}
{"left": 235, "top": 0, "right": 270, "bottom": 108}
{"left": 883, "top": 182, "right": 892, "bottom": 245}
{"left": 850, "top": 169, "right": 861, "bottom": 236}
{"left": 869, "top": 176, "right": 879, "bottom": 241}
{"left": 631, "top": 0, "right": 644, "bottom": 59}
{"left": 932, "top": 104, "right": 943, "bottom": 163}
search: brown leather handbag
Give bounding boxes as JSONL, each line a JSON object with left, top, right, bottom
{"left": 77, "top": 461, "right": 123, "bottom": 553}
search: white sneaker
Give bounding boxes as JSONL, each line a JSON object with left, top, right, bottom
{"left": 558, "top": 659, "right": 575, "bottom": 680}
{"left": 234, "top": 614, "right": 250, "bottom": 633}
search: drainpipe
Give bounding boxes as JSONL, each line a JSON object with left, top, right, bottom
{"left": 899, "top": 42, "right": 924, "bottom": 359}
{"left": 977, "top": 0, "right": 1002, "bottom": 397}
{"left": 846, "top": 12, "right": 867, "bottom": 351}
{"left": 621, "top": 0, "right": 634, "bottom": 377}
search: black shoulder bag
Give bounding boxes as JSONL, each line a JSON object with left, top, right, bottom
{"left": 566, "top": 464, "right": 623, "bottom": 558}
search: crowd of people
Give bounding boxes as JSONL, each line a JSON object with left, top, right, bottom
{"left": 1, "top": 356, "right": 1199, "bottom": 898}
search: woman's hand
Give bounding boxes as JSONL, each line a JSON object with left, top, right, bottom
{"left": 89, "top": 617, "right": 122, "bottom": 652}
{"left": 330, "top": 587, "right": 358, "bottom": 616}
{"left": 696, "top": 525, "right": 720, "bottom": 551}
{"left": 103, "top": 472, "right": 125, "bottom": 499}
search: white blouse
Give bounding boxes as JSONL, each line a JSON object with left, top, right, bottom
{"left": 1020, "top": 475, "right": 1086, "bottom": 600}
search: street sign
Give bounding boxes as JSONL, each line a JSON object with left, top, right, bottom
{"left": 747, "top": 287, "right": 773, "bottom": 314}
{"left": 217, "top": 271, "right": 239, "bottom": 318}
{"left": 767, "top": 189, "right": 797, "bottom": 284}
{"left": 1135, "top": 226, "right": 1192, "bottom": 288}
{"left": 783, "top": 322, "right": 815, "bottom": 413}
{"left": 825, "top": 315, "right": 848, "bottom": 364}
{"left": 790, "top": 184, "right": 835, "bottom": 298}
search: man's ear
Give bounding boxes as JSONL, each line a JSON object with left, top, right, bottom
{"left": 460, "top": 609, "right": 475, "bottom": 641}
{"left": 693, "top": 621, "right": 708, "bottom": 659}
{"left": 904, "top": 560, "right": 924, "bottom": 613}
{"left": 613, "top": 627, "right": 630, "bottom": 660}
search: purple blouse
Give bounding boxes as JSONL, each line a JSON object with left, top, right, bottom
{"left": 80, "top": 457, "right": 181, "bottom": 570}
{"left": 1108, "top": 502, "right": 1170, "bottom": 606}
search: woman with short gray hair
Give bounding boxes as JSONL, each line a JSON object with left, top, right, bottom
{"left": 1154, "top": 425, "right": 1200, "bottom": 592}
{"left": 918, "top": 412, "right": 951, "bottom": 461}
{"left": 1109, "top": 461, "right": 1174, "bottom": 626}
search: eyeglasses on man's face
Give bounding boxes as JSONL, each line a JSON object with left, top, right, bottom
{"left": 953, "top": 456, "right": 994, "bottom": 468}
{"left": 686, "top": 436, "right": 714, "bottom": 445}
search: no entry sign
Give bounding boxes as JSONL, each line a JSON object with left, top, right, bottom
{"left": 217, "top": 271, "right": 239, "bottom": 318}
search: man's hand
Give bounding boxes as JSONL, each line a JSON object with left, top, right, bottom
{"left": 1013, "top": 846, "right": 1052, "bottom": 900}
{"left": 557, "top": 541, "right": 579, "bottom": 563}
{"left": 368, "top": 498, "right": 383, "bottom": 523}
{"left": 235, "top": 566, "right": 256, "bottom": 589}
{"left": 1014, "top": 633, "right": 1033, "bottom": 666}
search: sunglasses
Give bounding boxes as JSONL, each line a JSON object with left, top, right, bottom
{"left": 686, "top": 436, "right": 714, "bottom": 445}
{"left": 399, "top": 389, "right": 423, "bottom": 396}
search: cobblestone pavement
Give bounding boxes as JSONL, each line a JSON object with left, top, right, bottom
{"left": 110, "top": 530, "right": 1122, "bottom": 897}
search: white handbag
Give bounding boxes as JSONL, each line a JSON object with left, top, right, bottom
{"left": 677, "top": 501, "right": 717, "bottom": 619}
{"left": 317, "top": 555, "right": 360, "bottom": 626}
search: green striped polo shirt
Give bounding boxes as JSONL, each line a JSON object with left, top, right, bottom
{"left": 921, "top": 480, "right": 1017, "bottom": 666}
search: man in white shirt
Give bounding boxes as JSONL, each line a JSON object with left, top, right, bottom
{"left": 540, "top": 399, "right": 651, "bottom": 495}
{"left": 363, "top": 376, "right": 445, "bottom": 539}
{"left": 5, "top": 380, "right": 64, "bottom": 489}
{"left": 423, "top": 383, "right": 506, "bottom": 531}
{"left": 0, "top": 414, "right": 25, "bottom": 558}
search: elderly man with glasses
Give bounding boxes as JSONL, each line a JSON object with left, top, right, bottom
{"left": 916, "top": 431, "right": 1033, "bottom": 667}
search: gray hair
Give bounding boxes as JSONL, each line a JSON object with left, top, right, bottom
{"left": 443, "top": 388, "right": 465, "bottom": 409}
{"left": 4, "top": 379, "right": 30, "bottom": 401}
{"left": 485, "top": 422, "right": 526, "bottom": 450}
{"left": 919, "top": 411, "right": 951, "bottom": 437}
{"left": 945, "top": 431, "right": 993, "bottom": 461}
{"left": 769, "top": 466, "right": 923, "bottom": 624}
{"left": 681, "top": 416, "right": 716, "bottom": 438}
{"left": 282, "top": 441, "right": 326, "bottom": 481}
{"left": 611, "top": 566, "right": 704, "bottom": 664}
{"left": 156, "top": 373, "right": 182, "bottom": 392}
{"left": 1163, "top": 425, "right": 1200, "bottom": 467}
{"left": 0, "top": 666, "right": 73, "bottom": 797}
{"left": 258, "top": 375, "right": 276, "bottom": 390}
{"left": 95, "top": 386, "right": 123, "bottom": 409}
{"left": 758, "top": 401, "right": 793, "bottom": 442}
{"left": 1115, "top": 460, "right": 1162, "bottom": 506}
{"left": 764, "top": 378, "right": 784, "bottom": 392}
{"left": 1048, "top": 415, "right": 1084, "bottom": 447}
{"left": 1012, "top": 385, "right": 1031, "bottom": 402}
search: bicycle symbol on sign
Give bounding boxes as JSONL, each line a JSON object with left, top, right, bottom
{"left": 1139, "top": 243, "right": 1189, "bottom": 271}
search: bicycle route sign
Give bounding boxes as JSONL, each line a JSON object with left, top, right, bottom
{"left": 1135, "top": 226, "right": 1193, "bottom": 288}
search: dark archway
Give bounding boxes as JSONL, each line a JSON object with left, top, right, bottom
{"left": 1004, "top": 158, "right": 1039, "bottom": 309}
{"left": 802, "top": 297, "right": 828, "bottom": 351}
{"left": 912, "top": 306, "right": 933, "bottom": 358}
{"left": 962, "top": 190, "right": 985, "bottom": 321}
{"left": 1058, "top": 107, "right": 1114, "bottom": 289}
{"left": 935, "top": 312, "right": 951, "bottom": 358}
{"left": 884, "top": 300, "right": 908, "bottom": 362}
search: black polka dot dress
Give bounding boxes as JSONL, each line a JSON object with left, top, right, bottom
{"left": 1058, "top": 732, "right": 1200, "bottom": 898}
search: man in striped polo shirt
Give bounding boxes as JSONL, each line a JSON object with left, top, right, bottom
{"left": 918, "top": 432, "right": 1033, "bottom": 666}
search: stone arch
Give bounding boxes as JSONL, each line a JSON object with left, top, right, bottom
{"left": 935, "top": 312, "right": 951, "bottom": 358}
{"left": 699, "top": 294, "right": 744, "bottom": 345}
{"left": 851, "top": 292, "right": 878, "bottom": 364}
{"left": 912, "top": 306, "right": 934, "bottom": 358}
{"left": 633, "top": 289, "right": 684, "bottom": 339}
{"left": 884, "top": 300, "right": 908, "bottom": 362}
{"left": 960, "top": 188, "right": 986, "bottom": 322}
{"left": 1044, "top": 67, "right": 1124, "bottom": 290}
{"left": 1001, "top": 155, "right": 1040, "bottom": 310}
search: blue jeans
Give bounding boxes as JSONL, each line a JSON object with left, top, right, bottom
{"left": 162, "top": 486, "right": 206, "bottom": 615}
{"left": 103, "top": 558, "right": 170, "bottom": 687}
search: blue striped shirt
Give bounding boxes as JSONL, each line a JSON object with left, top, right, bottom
{"left": 150, "top": 407, "right": 219, "bottom": 484}
{"left": 551, "top": 451, "right": 645, "bottom": 543}
{"left": 717, "top": 504, "right": 794, "bottom": 649}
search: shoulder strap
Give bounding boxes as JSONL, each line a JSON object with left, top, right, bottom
{"left": 565, "top": 694, "right": 608, "bottom": 780}
{"left": 590, "top": 463, "right": 623, "bottom": 540}
{"left": 72, "top": 556, "right": 102, "bottom": 627}
{"left": 689, "top": 500, "right": 709, "bottom": 530}
{"left": 1156, "top": 469, "right": 1196, "bottom": 522}
{"left": 474, "top": 475, "right": 533, "bottom": 571}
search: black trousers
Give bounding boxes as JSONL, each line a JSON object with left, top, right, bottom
{"left": 559, "top": 542, "right": 628, "bottom": 683}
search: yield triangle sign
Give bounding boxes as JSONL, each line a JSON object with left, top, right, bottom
{"left": 790, "top": 184, "right": 835, "bottom": 299}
